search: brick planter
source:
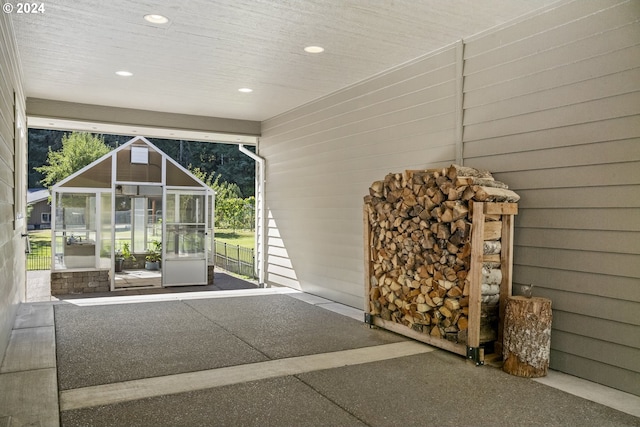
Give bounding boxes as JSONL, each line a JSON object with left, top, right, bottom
{"left": 208, "top": 265, "right": 215, "bottom": 285}
{"left": 51, "top": 270, "right": 110, "bottom": 295}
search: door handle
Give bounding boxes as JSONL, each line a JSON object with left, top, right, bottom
{"left": 22, "top": 233, "right": 31, "bottom": 254}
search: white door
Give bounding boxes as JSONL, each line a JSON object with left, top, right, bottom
{"left": 163, "top": 189, "right": 208, "bottom": 286}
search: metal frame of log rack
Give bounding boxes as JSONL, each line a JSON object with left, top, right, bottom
{"left": 363, "top": 201, "right": 517, "bottom": 366}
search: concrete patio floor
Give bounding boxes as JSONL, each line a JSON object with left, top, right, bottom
{"left": 2, "top": 273, "right": 639, "bottom": 426}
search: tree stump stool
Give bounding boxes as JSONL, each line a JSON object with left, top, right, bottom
{"left": 502, "top": 296, "right": 552, "bottom": 377}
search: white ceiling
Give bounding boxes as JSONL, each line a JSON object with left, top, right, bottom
{"left": 10, "top": 0, "right": 558, "bottom": 123}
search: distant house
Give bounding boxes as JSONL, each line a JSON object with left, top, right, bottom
{"left": 27, "top": 188, "right": 51, "bottom": 230}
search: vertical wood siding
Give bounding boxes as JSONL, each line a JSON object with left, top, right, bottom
{"left": 462, "top": 0, "right": 640, "bottom": 395}
{"left": 0, "top": 13, "right": 26, "bottom": 359}
{"left": 261, "top": 46, "right": 460, "bottom": 307}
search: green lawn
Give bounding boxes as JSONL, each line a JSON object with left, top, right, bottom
{"left": 214, "top": 229, "right": 255, "bottom": 249}
{"left": 27, "top": 230, "right": 52, "bottom": 270}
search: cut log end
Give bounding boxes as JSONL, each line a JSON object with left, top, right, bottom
{"left": 502, "top": 296, "right": 552, "bottom": 378}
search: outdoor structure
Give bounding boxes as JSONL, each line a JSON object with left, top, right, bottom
{"left": 49, "top": 136, "right": 215, "bottom": 294}
{"left": 0, "top": 0, "right": 638, "bottom": 398}
{"left": 26, "top": 188, "right": 51, "bottom": 230}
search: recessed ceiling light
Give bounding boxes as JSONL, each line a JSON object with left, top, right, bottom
{"left": 238, "top": 88, "right": 253, "bottom": 93}
{"left": 144, "top": 14, "right": 169, "bottom": 24}
{"left": 115, "top": 70, "right": 133, "bottom": 77}
{"left": 304, "top": 46, "right": 324, "bottom": 53}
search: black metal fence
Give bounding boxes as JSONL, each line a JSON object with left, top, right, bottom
{"left": 27, "top": 241, "right": 256, "bottom": 279}
{"left": 27, "top": 254, "right": 51, "bottom": 271}
{"left": 213, "top": 240, "right": 256, "bottom": 279}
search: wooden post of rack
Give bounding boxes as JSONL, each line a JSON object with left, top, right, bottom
{"left": 467, "top": 202, "right": 485, "bottom": 361}
{"left": 497, "top": 209, "right": 515, "bottom": 356}
{"left": 363, "top": 204, "right": 373, "bottom": 315}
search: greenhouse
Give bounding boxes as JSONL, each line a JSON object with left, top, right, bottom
{"left": 50, "top": 136, "right": 215, "bottom": 294}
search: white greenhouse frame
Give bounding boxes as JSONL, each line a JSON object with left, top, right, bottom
{"left": 50, "top": 136, "right": 215, "bottom": 291}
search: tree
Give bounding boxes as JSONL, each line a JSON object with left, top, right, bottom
{"left": 29, "top": 129, "right": 256, "bottom": 196}
{"left": 35, "top": 132, "right": 111, "bottom": 188}
{"left": 217, "top": 197, "right": 245, "bottom": 232}
{"left": 28, "top": 128, "right": 63, "bottom": 187}
{"left": 190, "top": 167, "right": 255, "bottom": 231}
{"left": 153, "top": 139, "right": 256, "bottom": 197}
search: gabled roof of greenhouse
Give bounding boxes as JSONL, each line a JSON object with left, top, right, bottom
{"left": 53, "top": 136, "right": 211, "bottom": 191}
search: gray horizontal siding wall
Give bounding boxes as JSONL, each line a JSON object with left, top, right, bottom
{"left": 0, "top": 13, "right": 26, "bottom": 360}
{"left": 261, "top": 45, "right": 460, "bottom": 307}
{"left": 462, "top": 0, "right": 640, "bottom": 395}
{"left": 260, "top": 0, "right": 639, "bottom": 395}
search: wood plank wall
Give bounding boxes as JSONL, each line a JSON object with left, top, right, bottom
{"left": 462, "top": 0, "right": 640, "bottom": 395}
{"left": 260, "top": 0, "right": 639, "bottom": 395}
{"left": 0, "top": 13, "right": 27, "bottom": 359}
{"left": 261, "top": 46, "right": 460, "bottom": 307}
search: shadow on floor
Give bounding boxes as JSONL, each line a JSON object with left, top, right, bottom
{"left": 26, "top": 269, "right": 258, "bottom": 301}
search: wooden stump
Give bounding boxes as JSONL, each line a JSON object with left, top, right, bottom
{"left": 502, "top": 296, "right": 552, "bottom": 378}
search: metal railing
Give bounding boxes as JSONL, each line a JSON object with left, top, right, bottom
{"left": 27, "top": 240, "right": 257, "bottom": 279}
{"left": 27, "top": 253, "right": 51, "bottom": 270}
{"left": 213, "top": 240, "right": 256, "bottom": 279}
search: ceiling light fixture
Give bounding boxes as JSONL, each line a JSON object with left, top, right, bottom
{"left": 304, "top": 46, "right": 324, "bottom": 53}
{"left": 115, "top": 70, "right": 133, "bottom": 77}
{"left": 144, "top": 14, "right": 169, "bottom": 24}
{"left": 238, "top": 88, "right": 253, "bottom": 93}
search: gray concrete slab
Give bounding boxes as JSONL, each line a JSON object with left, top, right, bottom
{"left": 60, "top": 341, "right": 433, "bottom": 411}
{"left": 54, "top": 300, "right": 269, "bottom": 390}
{"left": 0, "top": 368, "right": 59, "bottom": 427}
{"left": 185, "top": 294, "right": 407, "bottom": 359}
{"left": 14, "top": 302, "right": 53, "bottom": 328}
{"left": 57, "top": 348, "right": 640, "bottom": 427}
{"left": 286, "top": 292, "right": 364, "bottom": 320}
{"left": 0, "top": 326, "right": 56, "bottom": 373}
{"left": 298, "top": 350, "right": 640, "bottom": 427}
{"left": 61, "top": 375, "right": 367, "bottom": 427}
{"left": 534, "top": 370, "right": 640, "bottom": 419}
{"left": 26, "top": 270, "right": 53, "bottom": 302}
{"left": 11, "top": 283, "right": 636, "bottom": 427}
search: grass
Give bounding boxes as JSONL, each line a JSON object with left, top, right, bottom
{"left": 214, "top": 229, "right": 255, "bottom": 249}
{"left": 27, "top": 230, "right": 52, "bottom": 270}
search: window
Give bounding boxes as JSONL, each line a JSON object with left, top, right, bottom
{"left": 41, "top": 212, "right": 51, "bottom": 223}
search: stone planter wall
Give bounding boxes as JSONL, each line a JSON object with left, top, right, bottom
{"left": 51, "top": 270, "right": 110, "bottom": 295}
{"left": 208, "top": 265, "right": 215, "bottom": 285}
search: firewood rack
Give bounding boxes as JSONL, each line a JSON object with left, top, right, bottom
{"left": 363, "top": 201, "right": 518, "bottom": 365}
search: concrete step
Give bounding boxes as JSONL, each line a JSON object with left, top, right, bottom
{"left": 0, "top": 303, "right": 59, "bottom": 427}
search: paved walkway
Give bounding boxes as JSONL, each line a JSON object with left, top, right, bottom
{"left": 2, "top": 273, "right": 639, "bottom": 426}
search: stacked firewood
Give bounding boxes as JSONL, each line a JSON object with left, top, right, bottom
{"left": 364, "top": 164, "right": 519, "bottom": 343}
